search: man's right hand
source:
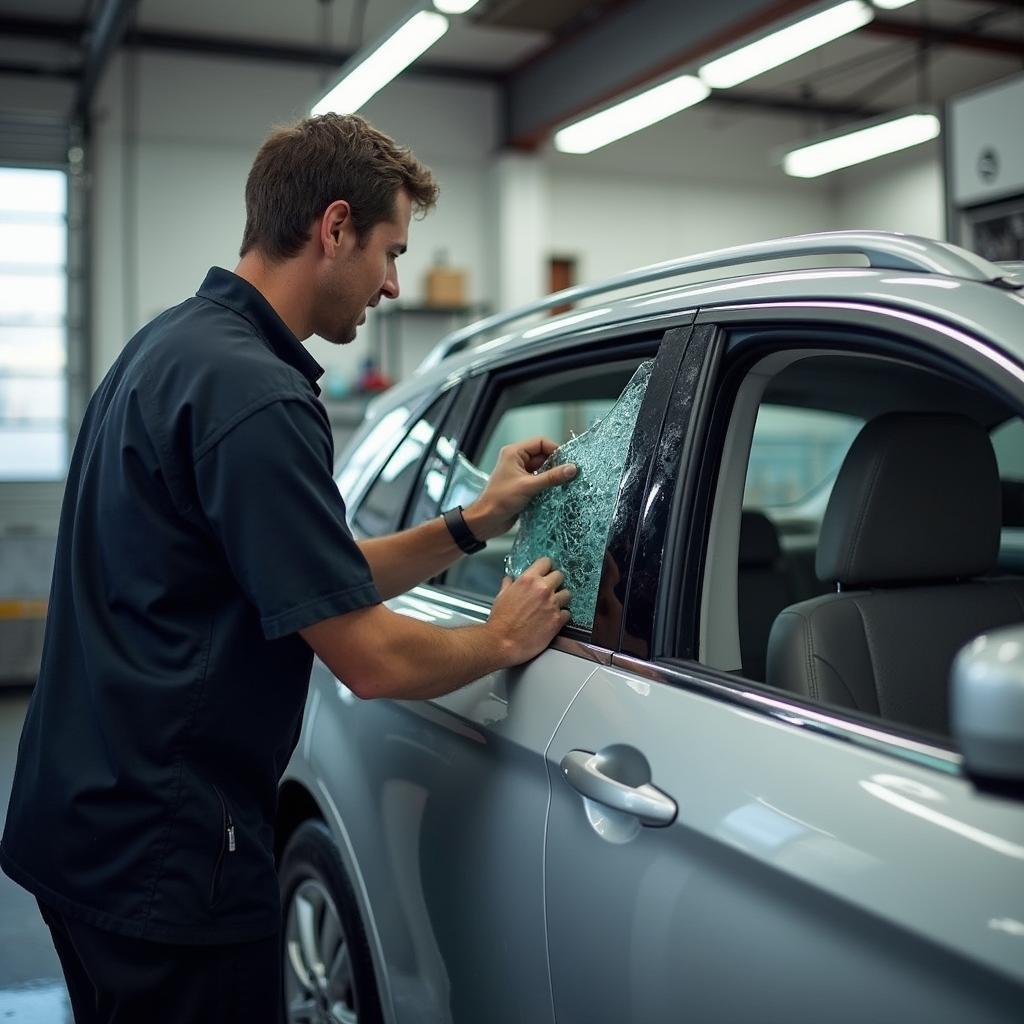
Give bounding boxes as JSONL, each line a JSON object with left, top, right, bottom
{"left": 487, "top": 557, "right": 572, "bottom": 666}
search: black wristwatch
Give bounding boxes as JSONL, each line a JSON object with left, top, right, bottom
{"left": 442, "top": 505, "right": 486, "bottom": 554}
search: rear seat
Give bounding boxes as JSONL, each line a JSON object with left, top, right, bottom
{"left": 737, "top": 511, "right": 830, "bottom": 680}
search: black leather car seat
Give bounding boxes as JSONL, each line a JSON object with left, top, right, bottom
{"left": 766, "top": 412, "right": 1024, "bottom": 735}
{"left": 738, "top": 511, "right": 795, "bottom": 681}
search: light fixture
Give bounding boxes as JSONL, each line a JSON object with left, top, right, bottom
{"left": 699, "top": 1, "right": 874, "bottom": 90}
{"left": 554, "top": 74, "right": 710, "bottom": 154}
{"left": 783, "top": 112, "right": 940, "bottom": 177}
{"left": 872, "top": 0, "right": 918, "bottom": 8}
{"left": 312, "top": 9, "right": 449, "bottom": 115}
{"left": 433, "top": 0, "right": 480, "bottom": 12}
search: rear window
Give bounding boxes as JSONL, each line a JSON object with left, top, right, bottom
{"left": 992, "top": 418, "right": 1024, "bottom": 479}
{"left": 743, "top": 404, "right": 862, "bottom": 509}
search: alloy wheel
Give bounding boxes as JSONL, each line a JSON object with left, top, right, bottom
{"left": 284, "top": 878, "right": 358, "bottom": 1024}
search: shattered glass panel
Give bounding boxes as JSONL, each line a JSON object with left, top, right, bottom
{"left": 506, "top": 359, "right": 654, "bottom": 628}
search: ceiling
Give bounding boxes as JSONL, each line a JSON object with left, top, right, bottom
{"left": 0, "top": 0, "right": 1021, "bottom": 165}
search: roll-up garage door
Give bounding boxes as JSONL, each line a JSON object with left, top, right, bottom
{"left": 0, "top": 112, "right": 70, "bottom": 167}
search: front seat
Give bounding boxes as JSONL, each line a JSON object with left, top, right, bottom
{"left": 766, "top": 412, "right": 1024, "bottom": 736}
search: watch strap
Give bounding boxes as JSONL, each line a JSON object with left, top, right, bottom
{"left": 442, "top": 505, "right": 486, "bottom": 554}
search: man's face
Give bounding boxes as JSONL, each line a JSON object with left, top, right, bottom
{"left": 315, "top": 189, "right": 411, "bottom": 345}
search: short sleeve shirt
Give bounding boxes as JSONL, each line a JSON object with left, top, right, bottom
{"left": 0, "top": 267, "right": 380, "bottom": 943}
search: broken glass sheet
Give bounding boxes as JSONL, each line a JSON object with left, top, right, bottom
{"left": 506, "top": 359, "right": 654, "bottom": 629}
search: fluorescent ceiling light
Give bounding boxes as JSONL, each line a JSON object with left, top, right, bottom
{"left": 554, "top": 74, "right": 710, "bottom": 154}
{"left": 434, "top": 0, "right": 480, "bottom": 12}
{"left": 783, "top": 112, "right": 940, "bottom": 177}
{"left": 699, "top": 1, "right": 874, "bottom": 90}
{"left": 872, "top": 0, "right": 917, "bottom": 8}
{"left": 313, "top": 10, "right": 449, "bottom": 115}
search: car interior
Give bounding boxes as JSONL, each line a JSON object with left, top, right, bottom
{"left": 706, "top": 349, "right": 1024, "bottom": 739}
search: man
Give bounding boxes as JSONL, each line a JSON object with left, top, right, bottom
{"left": 1, "top": 113, "right": 575, "bottom": 1022}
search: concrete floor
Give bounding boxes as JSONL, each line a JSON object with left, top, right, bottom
{"left": 0, "top": 687, "right": 72, "bottom": 1022}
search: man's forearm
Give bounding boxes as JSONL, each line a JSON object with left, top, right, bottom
{"left": 357, "top": 516, "right": 464, "bottom": 600}
{"left": 301, "top": 605, "right": 513, "bottom": 700}
{"left": 300, "top": 557, "right": 570, "bottom": 700}
{"left": 357, "top": 504, "right": 496, "bottom": 600}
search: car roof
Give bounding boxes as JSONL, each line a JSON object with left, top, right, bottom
{"left": 370, "top": 231, "right": 1024, "bottom": 419}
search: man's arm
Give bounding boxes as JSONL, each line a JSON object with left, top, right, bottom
{"left": 300, "top": 557, "right": 570, "bottom": 699}
{"left": 357, "top": 436, "right": 576, "bottom": 600}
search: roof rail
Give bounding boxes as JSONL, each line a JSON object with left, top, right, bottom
{"left": 997, "top": 261, "right": 1024, "bottom": 288}
{"left": 418, "top": 230, "right": 1008, "bottom": 373}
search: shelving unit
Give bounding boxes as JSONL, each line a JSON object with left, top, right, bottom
{"left": 375, "top": 304, "right": 488, "bottom": 382}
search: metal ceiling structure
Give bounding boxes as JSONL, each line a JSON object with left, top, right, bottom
{"left": 0, "top": 0, "right": 1021, "bottom": 147}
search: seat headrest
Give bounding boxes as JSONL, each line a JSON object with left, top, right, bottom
{"left": 739, "top": 510, "right": 781, "bottom": 567}
{"left": 816, "top": 412, "right": 1000, "bottom": 587}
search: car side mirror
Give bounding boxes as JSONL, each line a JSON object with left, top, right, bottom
{"left": 951, "top": 625, "right": 1024, "bottom": 798}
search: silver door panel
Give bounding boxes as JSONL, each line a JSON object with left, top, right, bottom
{"left": 308, "top": 588, "right": 598, "bottom": 1024}
{"left": 545, "top": 665, "right": 1024, "bottom": 1022}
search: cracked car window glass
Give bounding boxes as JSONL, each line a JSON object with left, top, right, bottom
{"left": 506, "top": 360, "right": 654, "bottom": 628}
{"left": 441, "top": 358, "right": 654, "bottom": 628}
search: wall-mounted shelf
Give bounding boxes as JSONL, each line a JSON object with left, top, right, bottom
{"left": 376, "top": 303, "right": 488, "bottom": 381}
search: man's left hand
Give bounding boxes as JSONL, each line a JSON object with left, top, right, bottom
{"left": 463, "top": 437, "right": 577, "bottom": 541}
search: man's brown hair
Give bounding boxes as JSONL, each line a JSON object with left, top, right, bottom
{"left": 240, "top": 113, "right": 438, "bottom": 260}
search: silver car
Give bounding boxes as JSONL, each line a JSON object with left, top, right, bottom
{"left": 275, "top": 232, "right": 1024, "bottom": 1024}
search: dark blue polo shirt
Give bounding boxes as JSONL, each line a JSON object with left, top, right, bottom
{"left": 1, "top": 267, "right": 380, "bottom": 944}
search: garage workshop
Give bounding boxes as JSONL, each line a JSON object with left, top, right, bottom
{"left": 1, "top": 1, "right": 1024, "bottom": 1022}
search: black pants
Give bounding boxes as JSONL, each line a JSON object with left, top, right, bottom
{"left": 38, "top": 900, "right": 281, "bottom": 1024}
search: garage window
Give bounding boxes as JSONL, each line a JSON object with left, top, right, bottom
{"left": 0, "top": 167, "right": 68, "bottom": 480}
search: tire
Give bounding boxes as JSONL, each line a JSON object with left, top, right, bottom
{"left": 278, "top": 819, "right": 383, "bottom": 1024}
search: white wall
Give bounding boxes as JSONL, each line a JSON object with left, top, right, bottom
{"left": 88, "top": 49, "right": 949, "bottom": 391}
{"left": 546, "top": 170, "right": 837, "bottom": 286}
{"left": 91, "top": 51, "right": 500, "bottom": 388}
{"left": 832, "top": 143, "right": 944, "bottom": 240}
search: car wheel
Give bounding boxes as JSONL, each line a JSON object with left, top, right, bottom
{"left": 279, "top": 819, "right": 383, "bottom": 1024}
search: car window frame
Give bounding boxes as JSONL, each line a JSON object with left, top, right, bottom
{"left": 625, "top": 299, "right": 1024, "bottom": 777}
{"left": 407, "top": 320, "right": 696, "bottom": 646}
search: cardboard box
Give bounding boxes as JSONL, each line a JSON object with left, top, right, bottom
{"left": 425, "top": 266, "right": 467, "bottom": 308}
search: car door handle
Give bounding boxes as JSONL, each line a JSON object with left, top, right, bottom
{"left": 559, "top": 750, "right": 677, "bottom": 827}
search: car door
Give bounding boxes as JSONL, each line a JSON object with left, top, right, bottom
{"left": 543, "top": 318, "right": 1024, "bottom": 1023}
{"left": 312, "top": 322, "right": 693, "bottom": 1024}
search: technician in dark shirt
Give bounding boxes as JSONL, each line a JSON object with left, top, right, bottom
{"left": 1, "top": 113, "right": 574, "bottom": 1023}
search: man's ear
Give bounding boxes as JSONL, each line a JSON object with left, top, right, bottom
{"left": 319, "top": 199, "right": 353, "bottom": 257}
